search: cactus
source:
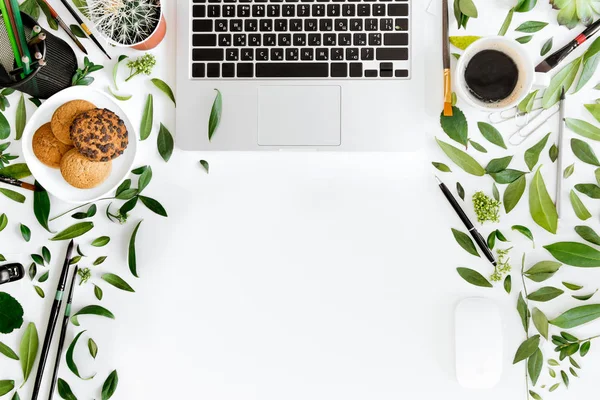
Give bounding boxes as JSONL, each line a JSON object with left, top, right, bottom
{"left": 85, "top": 0, "right": 161, "bottom": 46}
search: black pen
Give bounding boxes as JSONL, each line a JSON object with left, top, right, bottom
{"left": 436, "top": 177, "right": 496, "bottom": 266}
{"left": 47, "top": 265, "right": 78, "bottom": 400}
{"left": 58, "top": 0, "right": 111, "bottom": 59}
{"left": 31, "top": 240, "right": 74, "bottom": 400}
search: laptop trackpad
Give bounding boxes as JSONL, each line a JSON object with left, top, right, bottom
{"left": 258, "top": 86, "right": 341, "bottom": 146}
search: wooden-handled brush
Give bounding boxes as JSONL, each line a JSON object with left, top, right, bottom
{"left": 442, "top": 0, "right": 453, "bottom": 117}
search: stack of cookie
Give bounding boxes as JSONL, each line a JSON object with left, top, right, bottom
{"left": 32, "top": 100, "right": 129, "bottom": 189}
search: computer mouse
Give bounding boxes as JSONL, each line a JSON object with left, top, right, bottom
{"left": 455, "top": 298, "right": 503, "bottom": 389}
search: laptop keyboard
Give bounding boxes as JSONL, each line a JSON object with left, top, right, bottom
{"left": 189, "top": 0, "right": 410, "bottom": 79}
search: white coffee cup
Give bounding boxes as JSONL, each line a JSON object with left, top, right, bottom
{"left": 455, "top": 36, "right": 537, "bottom": 112}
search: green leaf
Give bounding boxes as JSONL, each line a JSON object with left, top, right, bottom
{"left": 448, "top": 35, "right": 481, "bottom": 50}
{"left": 527, "top": 286, "right": 564, "bottom": 302}
{"left": 563, "top": 281, "right": 583, "bottom": 291}
{"left": 88, "top": 338, "right": 98, "bottom": 358}
{"left": 572, "top": 138, "right": 600, "bottom": 166}
{"left": 139, "top": 196, "right": 167, "bottom": 217}
{"left": 440, "top": 107, "right": 468, "bottom": 146}
{"left": 477, "top": 122, "right": 507, "bottom": 149}
{"left": 515, "top": 0, "right": 537, "bottom": 12}
{"left": 71, "top": 305, "right": 115, "bottom": 326}
{"left": 432, "top": 162, "right": 451, "bottom": 172}
{"left": 57, "top": 378, "right": 77, "bottom": 400}
{"left": 140, "top": 94, "right": 153, "bottom": 141}
{"left": 504, "top": 275, "right": 512, "bottom": 294}
{"left": 544, "top": 242, "right": 600, "bottom": 267}
{"left": 129, "top": 220, "right": 143, "bottom": 278}
{"left": 0, "top": 188, "right": 25, "bottom": 203}
{"left": 15, "top": 94, "right": 25, "bottom": 140}
{"left": 504, "top": 175, "right": 526, "bottom": 213}
{"left": 451, "top": 228, "right": 479, "bottom": 257}
{"left": 0, "top": 163, "right": 31, "bottom": 179}
{"left": 0, "top": 111, "right": 9, "bottom": 140}
{"left": 20, "top": 0, "right": 40, "bottom": 19}
{"left": 199, "top": 160, "right": 210, "bottom": 174}
{"left": 67, "top": 331, "right": 95, "bottom": 380}
{"left": 528, "top": 348, "right": 543, "bottom": 386}
{"left": 456, "top": 267, "right": 492, "bottom": 288}
{"left": 542, "top": 57, "right": 582, "bottom": 109}
{"left": 31, "top": 254, "right": 44, "bottom": 266}
{"left": 157, "top": 123, "right": 174, "bottom": 162}
{"left": 492, "top": 182, "right": 500, "bottom": 201}
{"left": 485, "top": 156, "right": 512, "bottom": 174}
{"left": 34, "top": 286, "right": 45, "bottom": 298}
{"left": 525, "top": 133, "right": 550, "bottom": 171}
{"left": 28, "top": 97, "right": 41, "bottom": 107}
{"left": 487, "top": 231, "right": 496, "bottom": 250}
{"left": 570, "top": 190, "right": 592, "bottom": 220}
{"left": 512, "top": 225, "right": 534, "bottom": 244}
{"left": 529, "top": 390, "right": 542, "bottom": 400}
{"left": 565, "top": 118, "right": 600, "bottom": 141}
{"left": 575, "top": 183, "right": 600, "bottom": 198}
{"left": 549, "top": 143, "right": 559, "bottom": 162}
{"left": 573, "top": 290, "right": 597, "bottom": 300}
{"left": 0, "top": 381, "right": 14, "bottom": 397}
{"left": 561, "top": 370, "right": 569, "bottom": 387}
{"left": 151, "top": 78, "right": 176, "bottom": 106}
{"left": 550, "top": 304, "right": 600, "bottom": 328}
{"left": 456, "top": 182, "right": 465, "bottom": 201}
{"left": 516, "top": 35, "right": 533, "bottom": 44}
{"left": 107, "top": 86, "right": 132, "bottom": 101}
{"left": 0, "top": 341, "right": 18, "bottom": 360}
{"left": 518, "top": 90, "right": 539, "bottom": 114}
{"left": 524, "top": 261, "right": 562, "bottom": 282}
{"left": 208, "top": 89, "right": 222, "bottom": 141}
{"left": 69, "top": 24, "right": 86, "bottom": 38}
{"left": 93, "top": 256, "right": 107, "bottom": 266}
{"left": 28, "top": 263, "right": 36, "bottom": 280}
{"left": 576, "top": 37, "right": 600, "bottom": 92}
{"left": 532, "top": 308, "right": 549, "bottom": 339}
{"left": 51, "top": 222, "right": 93, "bottom": 241}
{"left": 564, "top": 163, "right": 575, "bottom": 178}
{"left": 516, "top": 21, "right": 548, "bottom": 32}
{"left": 435, "top": 138, "right": 484, "bottom": 176}
{"left": 549, "top": 383, "right": 560, "bottom": 392}
{"left": 42, "top": 246, "right": 51, "bottom": 264}
{"left": 33, "top": 182, "right": 51, "bottom": 232}
{"left": 529, "top": 167, "right": 558, "bottom": 234}
{"left": 112, "top": 55, "right": 127, "bottom": 90}
{"left": 92, "top": 236, "right": 110, "bottom": 247}
{"left": 102, "top": 273, "right": 135, "bottom": 292}
{"left": 498, "top": 8, "right": 514, "bottom": 36}
{"left": 115, "top": 188, "right": 138, "bottom": 200}
{"left": 19, "top": 322, "right": 38, "bottom": 385}
{"left": 580, "top": 341, "right": 591, "bottom": 356}
{"left": 20, "top": 224, "right": 31, "bottom": 241}
{"left": 541, "top": 38, "right": 553, "bottom": 56}
{"left": 37, "top": 0, "right": 58, "bottom": 29}
{"left": 0, "top": 213, "right": 6, "bottom": 232}
{"left": 518, "top": 292, "right": 530, "bottom": 332}
{"left": 38, "top": 271, "right": 49, "bottom": 283}
{"left": 575, "top": 225, "right": 600, "bottom": 245}
{"left": 513, "top": 335, "right": 540, "bottom": 364}
{"left": 585, "top": 103, "right": 600, "bottom": 124}
{"left": 101, "top": 370, "right": 118, "bottom": 400}
{"left": 490, "top": 169, "right": 526, "bottom": 184}
{"left": 94, "top": 285, "right": 103, "bottom": 301}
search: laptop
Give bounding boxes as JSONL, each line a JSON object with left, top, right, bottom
{"left": 175, "top": 0, "right": 427, "bottom": 151}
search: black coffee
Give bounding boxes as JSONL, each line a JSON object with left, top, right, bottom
{"left": 464, "top": 50, "right": 519, "bottom": 103}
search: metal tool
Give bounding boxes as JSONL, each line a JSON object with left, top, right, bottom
{"left": 508, "top": 104, "right": 561, "bottom": 146}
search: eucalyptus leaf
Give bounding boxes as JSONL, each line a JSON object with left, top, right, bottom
{"left": 550, "top": 304, "right": 600, "bottom": 328}
{"left": 513, "top": 335, "right": 540, "bottom": 364}
{"left": 28, "top": 263, "right": 36, "bottom": 280}
{"left": 477, "top": 122, "right": 507, "bottom": 149}
{"left": 0, "top": 163, "right": 31, "bottom": 179}
{"left": 524, "top": 261, "right": 562, "bottom": 282}
{"left": 93, "top": 256, "right": 107, "bottom": 266}
{"left": 137, "top": 167, "right": 152, "bottom": 193}
{"left": 565, "top": 118, "right": 600, "bottom": 141}
{"left": 525, "top": 133, "right": 550, "bottom": 171}
{"left": 34, "top": 286, "right": 45, "bottom": 298}
{"left": 580, "top": 341, "right": 591, "bottom": 356}
{"left": 504, "top": 175, "right": 526, "bottom": 213}
{"left": 492, "top": 183, "right": 500, "bottom": 201}
{"left": 199, "top": 159, "right": 209, "bottom": 173}
{"left": 563, "top": 281, "right": 584, "bottom": 291}
{"left": 139, "top": 196, "right": 167, "bottom": 217}
{"left": 490, "top": 169, "right": 525, "bottom": 184}
{"left": 516, "top": 21, "right": 548, "bottom": 32}
{"left": 515, "top": 0, "right": 537, "bottom": 12}
{"left": 575, "top": 225, "right": 600, "bottom": 245}
{"left": 112, "top": 55, "right": 127, "bottom": 90}
{"left": 527, "top": 286, "right": 564, "bottom": 302}
{"left": 38, "top": 271, "right": 49, "bottom": 283}
{"left": 440, "top": 107, "right": 468, "bottom": 146}
{"left": 532, "top": 308, "right": 549, "bottom": 339}
{"left": 542, "top": 57, "right": 582, "bottom": 109}
{"left": 19, "top": 322, "right": 38, "bottom": 385}
{"left": 67, "top": 331, "right": 95, "bottom": 380}
{"left": 432, "top": 162, "right": 451, "bottom": 172}
{"left": 151, "top": 78, "right": 176, "bottom": 106}
{"left": 528, "top": 348, "right": 543, "bottom": 386}
{"left": 575, "top": 183, "right": 600, "bottom": 198}
{"left": 544, "top": 241, "right": 600, "bottom": 267}
{"left": 128, "top": 220, "right": 142, "bottom": 277}
{"left": 102, "top": 273, "right": 135, "bottom": 292}
{"left": 512, "top": 225, "right": 534, "bottom": 245}
{"left": 91, "top": 236, "right": 110, "bottom": 247}
{"left": 485, "top": 156, "right": 512, "bottom": 174}
{"left": 0, "top": 341, "right": 18, "bottom": 360}
{"left": 107, "top": 87, "right": 132, "bottom": 101}
{"left": 0, "top": 111, "right": 9, "bottom": 140}
{"left": 51, "top": 222, "right": 93, "bottom": 241}
{"left": 469, "top": 139, "right": 486, "bottom": 152}
{"left": 42, "top": 246, "right": 50, "bottom": 264}
{"left": 562, "top": 370, "right": 569, "bottom": 387}
{"left": 101, "top": 370, "right": 118, "bottom": 400}
{"left": 487, "top": 231, "right": 496, "bottom": 250}
{"left": 208, "top": 89, "right": 222, "bottom": 141}
{"left": 529, "top": 167, "right": 558, "bottom": 234}
{"left": 564, "top": 163, "right": 575, "bottom": 178}
{"left": 529, "top": 390, "right": 542, "bottom": 400}
{"left": 572, "top": 138, "right": 600, "bottom": 166}
{"left": 456, "top": 267, "right": 492, "bottom": 288}
{"left": 458, "top": 0, "right": 477, "bottom": 17}
{"left": 451, "top": 228, "right": 479, "bottom": 257}
{"left": 549, "top": 383, "right": 560, "bottom": 392}
{"left": 435, "top": 138, "right": 485, "bottom": 176}
{"left": 140, "top": 94, "right": 153, "bottom": 141}
{"left": 570, "top": 190, "right": 592, "bottom": 220}
{"left": 585, "top": 103, "right": 600, "bottom": 123}
{"left": 541, "top": 38, "right": 553, "bottom": 56}
{"left": 157, "top": 123, "right": 174, "bottom": 162}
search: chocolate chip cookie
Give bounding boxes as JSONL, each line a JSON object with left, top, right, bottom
{"left": 70, "top": 108, "right": 129, "bottom": 162}
{"left": 51, "top": 100, "right": 96, "bottom": 145}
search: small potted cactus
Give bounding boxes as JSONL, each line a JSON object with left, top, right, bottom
{"left": 85, "top": 0, "right": 167, "bottom": 50}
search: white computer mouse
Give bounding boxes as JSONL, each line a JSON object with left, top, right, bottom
{"left": 455, "top": 298, "right": 503, "bottom": 389}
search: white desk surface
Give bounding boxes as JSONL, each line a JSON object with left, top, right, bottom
{"left": 2, "top": 1, "right": 600, "bottom": 399}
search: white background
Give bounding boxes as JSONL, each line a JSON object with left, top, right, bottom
{"left": 2, "top": 0, "right": 600, "bottom": 399}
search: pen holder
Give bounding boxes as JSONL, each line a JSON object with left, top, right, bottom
{"left": 0, "top": 12, "right": 77, "bottom": 99}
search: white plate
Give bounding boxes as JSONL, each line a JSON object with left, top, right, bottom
{"left": 22, "top": 86, "right": 137, "bottom": 204}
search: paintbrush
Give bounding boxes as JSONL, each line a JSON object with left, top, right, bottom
{"left": 36, "top": 0, "right": 88, "bottom": 55}
{"left": 59, "top": 0, "right": 111, "bottom": 59}
{"left": 442, "top": 0, "right": 453, "bottom": 117}
{"left": 0, "top": 175, "right": 35, "bottom": 191}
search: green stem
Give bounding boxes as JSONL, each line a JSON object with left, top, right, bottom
{"left": 520, "top": 253, "right": 531, "bottom": 398}
{"left": 125, "top": 71, "right": 139, "bottom": 82}
{"left": 49, "top": 197, "right": 114, "bottom": 222}
{"left": 576, "top": 334, "right": 600, "bottom": 344}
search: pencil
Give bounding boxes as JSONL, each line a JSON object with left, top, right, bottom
{"left": 30, "top": 240, "right": 74, "bottom": 400}
{"left": 8, "top": 0, "right": 32, "bottom": 74}
{"left": 47, "top": 265, "right": 78, "bottom": 400}
{"left": 0, "top": 0, "right": 24, "bottom": 77}
{"left": 442, "top": 0, "right": 453, "bottom": 117}
{"left": 59, "top": 0, "right": 111, "bottom": 59}
{"left": 36, "top": 0, "right": 88, "bottom": 54}
{"left": 0, "top": 175, "right": 36, "bottom": 191}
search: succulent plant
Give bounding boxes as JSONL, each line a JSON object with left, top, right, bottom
{"left": 86, "top": 0, "right": 161, "bottom": 46}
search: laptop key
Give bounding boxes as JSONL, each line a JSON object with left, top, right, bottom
{"left": 395, "top": 18, "right": 408, "bottom": 30}
{"left": 283, "top": 4, "right": 295, "bottom": 16}
{"left": 388, "top": 4, "right": 408, "bottom": 16}
{"left": 252, "top": 4, "right": 266, "bottom": 16}
{"left": 286, "top": 48, "right": 299, "bottom": 60}
{"left": 222, "top": 63, "right": 235, "bottom": 77}
{"left": 290, "top": 19, "right": 303, "bottom": 31}
{"left": 316, "top": 48, "right": 329, "bottom": 60}
{"left": 297, "top": 4, "right": 310, "bottom": 16}
{"left": 384, "top": 33, "right": 408, "bottom": 46}
{"left": 381, "top": 18, "right": 393, "bottom": 31}
{"left": 373, "top": 4, "right": 385, "bottom": 15}
{"left": 331, "top": 48, "right": 343, "bottom": 60}
{"left": 278, "top": 34, "right": 292, "bottom": 46}
{"left": 301, "top": 48, "right": 314, "bottom": 60}
{"left": 353, "top": 33, "right": 366, "bottom": 46}
{"left": 256, "top": 63, "right": 328, "bottom": 77}
{"left": 361, "top": 47, "right": 374, "bottom": 60}
{"left": 335, "top": 18, "right": 348, "bottom": 31}
{"left": 376, "top": 47, "right": 408, "bottom": 60}
{"left": 223, "top": 5, "right": 235, "bottom": 17}
{"left": 305, "top": 19, "right": 318, "bottom": 31}
{"left": 271, "top": 48, "right": 284, "bottom": 60}
{"left": 324, "top": 33, "right": 336, "bottom": 45}
{"left": 357, "top": 4, "right": 370, "bottom": 16}
{"left": 349, "top": 63, "right": 362, "bottom": 77}
{"left": 208, "top": 5, "right": 220, "bottom": 17}
{"left": 193, "top": 5, "right": 206, "bottom": 17}
{"left": 193, "top": 34, "right": 217, "bottom": 47}
{"left": 395, "top": 69, "right": 409, "bottom": 77}
{"left": 339, "top": 33, "right": 351, "bottom": 46}
{"left": 192, "top": 63, "right": 205, "bottom": 78}
{"left": 350, "top": 19, "right": 362, "bottom": 31}
{"left": 230, "top": 19, "right": 243, "bottom": 31}
{"left": 308, "top": 33, "right": 322, "bottom": 46}
{"left": 275, "top": 19, "right": 288, "bottom": 31}
{"left": 249, "top": 34, "right": 261, "bottom": 46}
{"left": 346, "top": 48, "right": 359, "bottom": 60}
{"left": 380, "top": 62, "right": 393, "bottom": 77}
{"left": 293, "top": 33, "right": 307, "bottom": 46}
{"left": 331, "top": 63, "right": 347, "bottom": 78}
{"left": 320, "top": 19, "right": 333, "bottom": 31}
{"left": 219, "top": 34, "right": 232, "bottom": 46}
{"left": 265, "top": 34, "right": 277, "bottom": 46}
{"left": 207, "top": 63, "right": 220, "bottom": 77}
{"left": 237, "top": 63, "right": 254, "bottom": 77}
{"left": 365, "top": 19, "right": 378, "bottom": 31}
{"left": 368, "top": 33, "right": 381, "bottom": 45}
{"left": 193, "top": 48, "right": 224, "bottom": 61}
{"left": 245, "top": 20, "right": 258, "bottom": 31}
{"left": 215, "top": 20, "right": 228, "bottom": 31}
{"left": 268, "top": 4, "right": 280, "bottom": 16}
{"left": 237, "top": 5, "right": 250, "bottom": 16}
{"left": 327, "top": 4, "right": 340, "bottom": 16}
{"left": 342, "top": 4, "right": 355, "bottom": 16}
{"left": 241, "top": 48, "right": 254, "bottom": 60}
{"left": 257, "top": 48, "right": 269, "bottom": 60}
{"left": 193, "top": 20, "right": 213, "bottom": 32}
{"left": 226, "top": 48, "right": 239, "bottom": 61}
{"left": 365, "top": 69, "right": 377, "bottom": 77}
{"left": 260, "top": 19, "right": 272, "bottom": 31}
